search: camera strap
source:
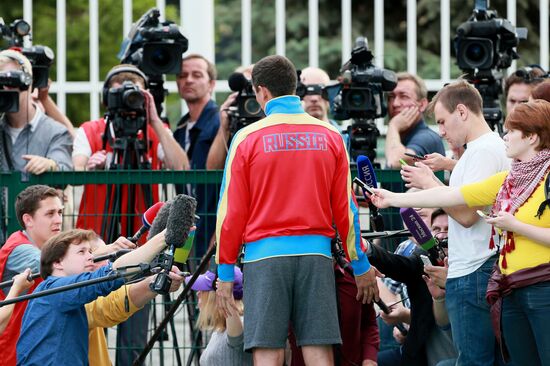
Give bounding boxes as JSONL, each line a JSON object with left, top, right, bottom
{"left": 0, "top": 128, "right": 15, "bottom": 171}
{"left": 535, "top": 170, "right": 550, "bottom": 219}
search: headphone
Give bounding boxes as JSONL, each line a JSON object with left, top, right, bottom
{"left": 512, "top": 64, "right": 548, "bottom": 83}
{"left": 102, "top": 65, "right": 148, "bottom": 106}
{"left": 0, "top": 50, "right": 33, "bottom": 90}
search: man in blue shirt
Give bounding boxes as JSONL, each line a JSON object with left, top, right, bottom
{"left": 174, "top": 54, "right": 220, "bottom": 257}
{"left": 384, "top": 73, "right": 445, "bottom": 168}
{"left": 17, "top": 228, "right": 168, "bottom": 366}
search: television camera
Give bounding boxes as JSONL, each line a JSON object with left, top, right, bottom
{"left": 226, "top": 72, "right": 265, "bottom": 141}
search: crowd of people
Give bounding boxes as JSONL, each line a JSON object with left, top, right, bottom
{"left": 0, "top": 44, "right": 549, "bottom": 366}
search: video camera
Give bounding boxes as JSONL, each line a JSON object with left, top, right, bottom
{"left": 118, "top": 8, "right": 188, "bottom": 114}
{"left": 226, "top": 72, "right": 265, "bottom": 141}
{"left": 0, "top": 69, "right": 32, "bottom": 112}
{"left": 0, "top": 18, "right": 55, "bottom": 89}
{"left": 323, "top": 37, "right": 397, "bottom": 162}
{"left": 105, "top": 81, "right": 146, "bottom": 140}
{"left": 454, "top": 0, "right": 527, "bottom": 133}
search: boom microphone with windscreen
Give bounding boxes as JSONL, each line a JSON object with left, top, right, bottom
{"left": 228, "top": 72, "right": 248, "bottom": 92}
{"left": 150, "top": 195, "right": 197, "bottom": 294}
{"left": 147, "top": 200, "right": 172, "bottom": 240}
{"left": 128, "top": 201, "right": 165, "bottom": 243}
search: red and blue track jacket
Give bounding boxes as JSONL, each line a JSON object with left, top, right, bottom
{"left": 215, "top": 95, "right": 370, "bottom": 281}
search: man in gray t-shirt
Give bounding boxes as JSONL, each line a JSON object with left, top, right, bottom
{"left": 0, "top": 50, "right": 72, "bottom": 175}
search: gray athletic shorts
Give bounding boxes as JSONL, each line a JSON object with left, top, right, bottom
{"left": 243, "top": 255, "right": 341, "bottom": 351}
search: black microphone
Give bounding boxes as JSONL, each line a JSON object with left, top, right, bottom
{"left": 332, "top": 237, "right": 408, "bottom": 336}
{"left": 93, "top": 249, "right": 133, "bottom": 263}
{"left": 228, "top": 72, "right": 248, "bottom": 92}
{"left": 128, "top": 202, "right": 165, "bottom": 243}
{"left": 362, "top": 229, "right": 411, "bottom": 239}
{"left": 147, "top": 200, "right": 173, "bottom": 240}
{"left": 356, "top": 155, "right": 385, "bottom": 231}
{"left": 150, "top": 194, "right": 197, "bottom": 294}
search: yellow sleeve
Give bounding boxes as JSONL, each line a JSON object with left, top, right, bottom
{"left": 86, "top": 285, "right": 142, "bottom": 328}
{"left": 460, "top": 171, "right": 508, "bottom": 207}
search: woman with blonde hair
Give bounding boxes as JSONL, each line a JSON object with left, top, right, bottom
{"left": 188, "top": 267, "right": 251, "bottom": 366}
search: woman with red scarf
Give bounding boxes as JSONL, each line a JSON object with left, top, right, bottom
{"left": 369, "top": 99, "right": 550, "bottom": 365}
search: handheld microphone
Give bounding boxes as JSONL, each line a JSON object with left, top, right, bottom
{"left": 93, "top": 249, "right": 133, "bottom": 263}
{"left": 150, "top": 195, "right": 197, "bottom": 294}
{"left": 128, "top": 202, "right": 165, "bottom": 243}
{"left": 147, "top": 200, "right": 173, "bottom": 240}
{"left": 399, "top": 208, "right": 437, "bottom": 251}
{"left": 356, "top": 155, "right": 384, "bottom": 231}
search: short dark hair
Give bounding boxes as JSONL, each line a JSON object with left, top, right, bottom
{"left": 182, "top": 54, "right": 217, "bottom": 81}
{"left": 15, "top": 185, "right": 61, "bottom": 228}
{"left": 431, "top": 208, "right": 447, "bottom": 224}
{"left": 252, "top": 55, "right": 297, "bottom": 97}
{"left": 40, "top": 229, "right": 98, "bottom": 278}
{"left": 427, "top": 79, "right": 483, "bottom": 117}
{"left": 504, "top": 66, "right": 547, "bottom": 97}
{"left": 531, "top": 80, "right": 550, "bottom": 103}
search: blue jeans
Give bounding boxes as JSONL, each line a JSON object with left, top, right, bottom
{"left": 502, "top": 280, "right": 550, "bottom": 366}
{"left": 446, "top": 257, "right": 506, "bottom": 366}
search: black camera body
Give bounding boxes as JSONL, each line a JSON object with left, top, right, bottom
{"left": 1, "top": 18, "right": 55, "bottom": 89}
{"left": 22, "top": 45, "right": 54, "bottom": 89}
{"left": 323, "top": 37, "right": 396, "bottom": 162}
{"left": 0, "top": 70, "right": 32, "bottom": 113}
{"left": 455, "top": 8, "right": 526, "bottom": 73}
{"left": 106, "top": 81, "right": 146, "bottom": 139}
{"left": 325, "top": 38, "right": 397, "bottom": 121}
{"left": 227, "top": 72, "right": 265, "bottom": 140}
{"left": 454, "top": 1, "right": 527, "bottom": 133}
{"left": 120, "top": 9, "right": 188, "bottom": 76}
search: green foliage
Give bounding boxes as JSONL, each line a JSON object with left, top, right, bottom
{"left": 1, "top": 0, "right": 546, "bottom": 124}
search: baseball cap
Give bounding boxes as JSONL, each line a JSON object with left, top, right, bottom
{"left": 186, "top": 267, "right": 243, "bottom": 300}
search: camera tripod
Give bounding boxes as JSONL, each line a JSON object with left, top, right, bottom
{"left": 100, "top": 131, "right": 182, "bottom": 366}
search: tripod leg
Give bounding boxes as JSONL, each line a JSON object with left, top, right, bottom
{"left": 133, "top": 245, "right": 216, "bottom": 366}
{"left": 163, "top": 293, "right": 183, "bottom": 366}
{"left": 184, "top": 260, "right": 202, "bottom": 365}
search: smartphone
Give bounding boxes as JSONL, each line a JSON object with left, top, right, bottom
{"left": 476, "top": 210, "right": 494, "bottom": 219}
{"left": 404, "top": 152, "right": 426, "bottom": 160}
{"left": 420, "top": 254, "right": 432, "bottom": 266}
{"left": 399, "top": 158, "right": 409, "bottom": 166}
{"left": 353, "top": 177, "right": 375, "bottom": 195}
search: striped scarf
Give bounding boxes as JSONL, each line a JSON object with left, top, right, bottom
{"left": 490, "top": 149, "right": 550, "bottom": 268}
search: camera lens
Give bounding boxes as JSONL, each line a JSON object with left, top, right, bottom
{"left": 151, "top": 48, "right": 172, "bottom": 69}
{"left": 348, "top": 90, "right": 366, "bottom": 108}
{"left": 465, "top": 43, "right": 485, "bottom": 63}
{"left": 123, "top": 90, "right": 145, "bottom": 109}
{"left": 458, "top": 38, "right": 493, "bottom": 69}
{"left": 244, "top": 98, "right": 261, "bottom": 116}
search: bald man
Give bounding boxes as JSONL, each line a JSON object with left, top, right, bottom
{"left": 300, "top": 67, "right": 334, "bottom": 125}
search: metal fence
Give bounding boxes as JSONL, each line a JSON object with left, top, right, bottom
{"left": 0, "top": 168, "right": 412, "bottom": 365}
{"left": 12, "top": 0, "right": 550, "bottom": 122}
